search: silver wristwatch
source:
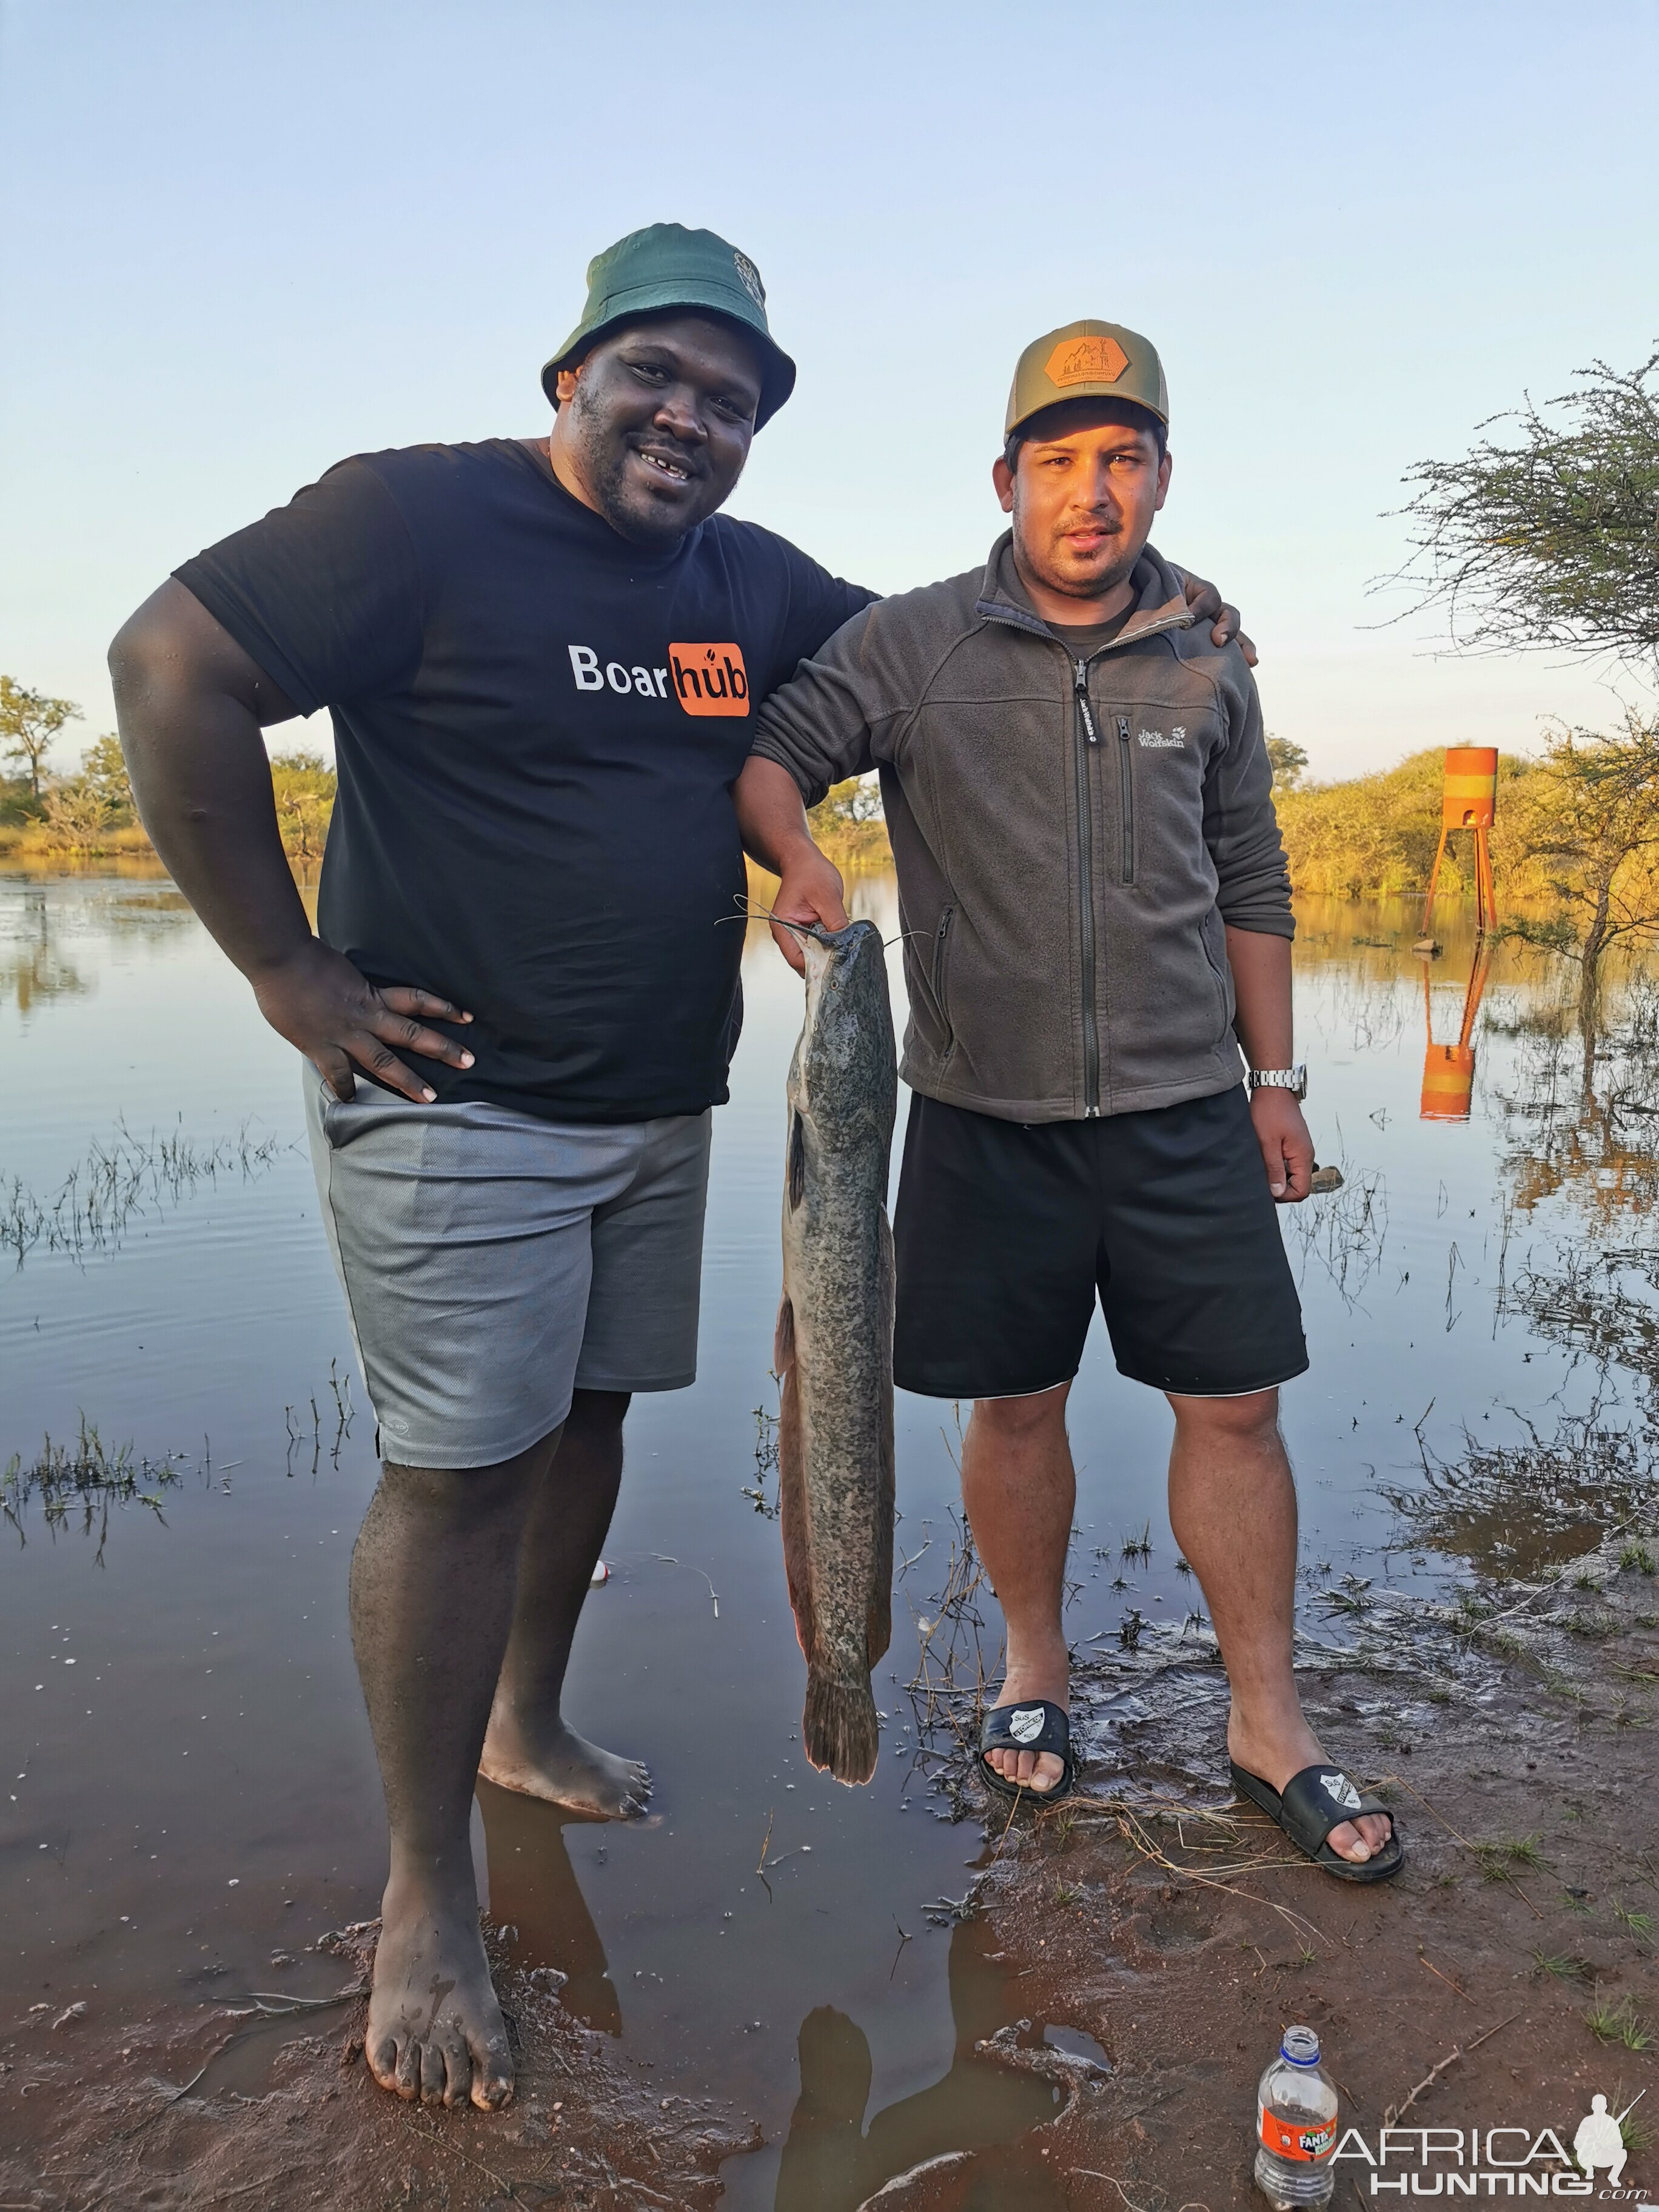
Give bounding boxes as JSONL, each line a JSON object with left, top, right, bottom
{"left": 1248, "top": 1065, "right": 1308, "bottom": 1100}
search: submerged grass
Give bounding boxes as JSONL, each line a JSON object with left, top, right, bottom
{"left": 2, "top": 1118, "right": 286, "bottom": 1266}
{"left": 1283, "top": 1162, "right": 1389, "bottom": 1305}
{"left": 2, "top": 1415, "right": 191, "bottom": 1555}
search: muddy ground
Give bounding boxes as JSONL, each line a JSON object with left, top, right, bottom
{"left": 3, "top": 1525, "right": 1654, "bottom": 2211}
{"left": 883, "top": 1512, "right": 1659, "bottom": 2210}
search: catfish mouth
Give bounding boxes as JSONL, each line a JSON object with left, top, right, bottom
{"left": 800, "top": 930, "right": 838, "bottom": 1056}
{"left": 799, "top": 924, "right": 874, "bottom": 1104}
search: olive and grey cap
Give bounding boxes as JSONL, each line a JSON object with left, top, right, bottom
{"left": 1005, "top": 319, "right": 1169, "bottom": 440}
{"left": 542, "top": 223, "right": 796, "bottom": 428}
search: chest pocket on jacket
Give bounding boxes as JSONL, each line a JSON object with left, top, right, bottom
{"left": 1126, "top": 711, "right": 1216, "bottom": 876}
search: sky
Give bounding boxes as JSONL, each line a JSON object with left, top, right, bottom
{"left": 3, "top": 0, "right": 1656, "bottom": 780}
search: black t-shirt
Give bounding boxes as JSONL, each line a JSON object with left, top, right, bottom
{"left": 176, "top": 440, "right": 871, "bottom": 1122}
{"left": 1045, "top": 606, "right": 1134, "bottom": 660}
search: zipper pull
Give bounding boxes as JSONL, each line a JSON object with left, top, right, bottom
{"left": 1117, "top": 715, "right": 1131, "bottom": 745}
{"left": 1075, "top": 661, "right": 1098, "bottom": 744}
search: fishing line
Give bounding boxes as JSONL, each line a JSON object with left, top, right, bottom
{"left": 716, "top": 894, "right": 814, "bottom": 939}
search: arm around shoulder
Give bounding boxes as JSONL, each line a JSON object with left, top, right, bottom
{"left": 748, "top": 598, "right": 899, "bottom": 806}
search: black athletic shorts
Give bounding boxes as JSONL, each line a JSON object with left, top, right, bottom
{"left": 893, "top": 1087, "right": 1308, "bottom": 1401}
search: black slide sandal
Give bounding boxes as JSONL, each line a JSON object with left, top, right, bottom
{"left": 1230, "top": 1759, "right": 1405, "bottom": 1883}
{"left": 978, "top": 1700, "right": 1075, "bottom": 1804}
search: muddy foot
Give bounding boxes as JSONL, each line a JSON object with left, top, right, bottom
{"left": 478, "top": 1711, "right": 651, "bottom": 1818}
{"left": 366, "top": 1876, "right": 514, "bottom": 2110}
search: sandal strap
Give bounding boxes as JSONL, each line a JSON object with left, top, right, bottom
{"left": 980, "top": 1700, "right": 1070, "bottom": 1763}
{"left": 1278, "top": 1765, "right": 1393, "bottom": 1852}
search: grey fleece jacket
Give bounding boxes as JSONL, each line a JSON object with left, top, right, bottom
{"left": 748, "top": 534, "right": 1293, "bottom": 1124}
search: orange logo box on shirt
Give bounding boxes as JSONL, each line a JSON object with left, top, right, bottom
{"left": 670, "top": 643, "right": 749, "bottom": 716}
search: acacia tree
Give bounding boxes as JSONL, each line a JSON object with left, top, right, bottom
{"left": 1503, "top": 715, "right": 1659, "bottom": 1035}
{"left": 0, "top": 677, "right": 81, "bottom": 803}
{"left": 1265, "top": 734, "right": 1308, "bottom": 789}
{"left": 1389, "top": 349, "right": 1659, "bottom": 671}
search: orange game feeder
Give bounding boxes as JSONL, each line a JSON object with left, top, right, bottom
{"left": 1421, "top": 747, "right": 1498, "bottom": 939}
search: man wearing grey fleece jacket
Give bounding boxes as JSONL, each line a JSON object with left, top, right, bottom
{"left": 736, "top": 322, "right": 1401, "bottom": 1880}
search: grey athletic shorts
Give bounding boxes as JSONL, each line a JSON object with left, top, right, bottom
{"left": 304, "top": 1072, "right": 711, "bottom": 1469}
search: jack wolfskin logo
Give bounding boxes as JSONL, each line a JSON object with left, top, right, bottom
{"left": 1138, "top": 726, "right": 1187, "bottom": 749}
{"left": 670, "top": 643, "right": 749, "bottom": 717}
{"left": 1046, "top": 333, "right": 1128, "bottom": 389}
{"left": 732, "top": 250, "right": 766, "bottom": 307}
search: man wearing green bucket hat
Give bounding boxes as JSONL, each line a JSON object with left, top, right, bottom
{"left": 740, "top": 320, "right": 1403, "bottom": 1882}
{"left": 111, "top": 238, "right": 1248, "bottom": 2112}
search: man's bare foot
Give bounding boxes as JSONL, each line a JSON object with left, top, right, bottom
{"left": 984, "top": 1652, "right": 1068, "bottom": 1794}
{"left": 478, "top": 1708, "right": 651, "bottom": 1818}
{"left": 366, "top": 1874, "right": 514, "bottom": 2110}
{"left": 1227, "top": 1712, "right": 1392, "bottom": 1865}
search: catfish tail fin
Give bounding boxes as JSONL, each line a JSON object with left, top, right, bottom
{"left": 803, "top": 1669, "right": 879, "bottom": 1787}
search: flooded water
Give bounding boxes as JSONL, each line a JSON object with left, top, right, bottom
{"left": 4, "top": 866, "right": 1654, "bottom": 2204}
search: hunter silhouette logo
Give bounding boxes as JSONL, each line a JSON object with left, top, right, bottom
{"left": 1575, "top": 2090, "right": 1642, "bottom": 2184}
{"left": 1047, "top": 333, "right": 1129, "bottom": 389}
{"left": 670, "top": 643, "right": 749, "bottom": 717}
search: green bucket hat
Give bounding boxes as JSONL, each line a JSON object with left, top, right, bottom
{"left": 1005, "top": 319, "right": 1169, "bottom": 442}
{"left": 542, "top": 223, "right": 797, "bottom": 429}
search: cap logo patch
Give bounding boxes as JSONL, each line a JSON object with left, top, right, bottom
{"left": 732, "top": 250, "right": 766, "bottom": 307}
{"left": 1047, "top": 334, "right": 1128, "bottom": 389}
{"left": 669, "top": 642, "right": 749, "bottom": 717}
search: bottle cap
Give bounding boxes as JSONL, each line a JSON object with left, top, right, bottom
{"left": 1281, "top": 2026, "right": 1321, "bottom": 2067}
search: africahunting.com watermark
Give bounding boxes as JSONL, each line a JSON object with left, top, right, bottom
{"left": 1331, "top": 2093, "right": 1649, "bottom": 2196}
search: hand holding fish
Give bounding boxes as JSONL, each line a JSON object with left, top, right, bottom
{"left": 732, "top": 757, "right": 851, "bottom": 973}
{"left": 768, "top": 842, "right": 850, "bottom": 974}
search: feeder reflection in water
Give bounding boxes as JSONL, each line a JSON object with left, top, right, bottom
{"left": 1420, "top": 939, "right": 1494, "bottom": 1122}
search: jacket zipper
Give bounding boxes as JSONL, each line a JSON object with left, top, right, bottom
{"left": 1116, "top": 715, "right": 1135, "bottom": 883}
{"left": 1073, "top": 660, "right": 1102, "bottom": 1116}
{"left": 931, "top": 904, "right": 956, "bottom": 1055}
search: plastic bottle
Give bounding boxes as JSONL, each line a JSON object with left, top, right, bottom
{"left": 1253, "top": 2025, "right": 1338, "bottom": 2207}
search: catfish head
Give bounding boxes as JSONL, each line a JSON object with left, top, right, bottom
{"left": 788, "top": 920, "right": 897, "bottom": 1163}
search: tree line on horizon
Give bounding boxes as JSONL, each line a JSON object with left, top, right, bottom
{"left": 7, "top": 345, "right": 1656, "bottom": 1005}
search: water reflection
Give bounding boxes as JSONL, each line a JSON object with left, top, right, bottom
{"left": 479, "top": 1772, "right": 1066, "bottom": 2207}
{"left": 1, "top": 885, "right": 85, "bottom": 1010}
{"left": 771, "top": 1923, "right": 1064, "bottom": 2211}
{"left": 1489, "top": 970, "right": 1659, "bottom": 1409}
{"left": 478, "top": 1779, "right": 623, "bottom": 2034}
{"left": 1495, "top": 973, "right": 1659, "bottom": 1224}
{"left": 1418, "top": 939, "right": 1492, "bottom": 1121}
{"left": 1381, "top": 1403, "right": 1654, "bottom": 1578}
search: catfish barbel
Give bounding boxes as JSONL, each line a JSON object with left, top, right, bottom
{"left": 774, "top": 919, "right": 897, "bottom": 1786}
